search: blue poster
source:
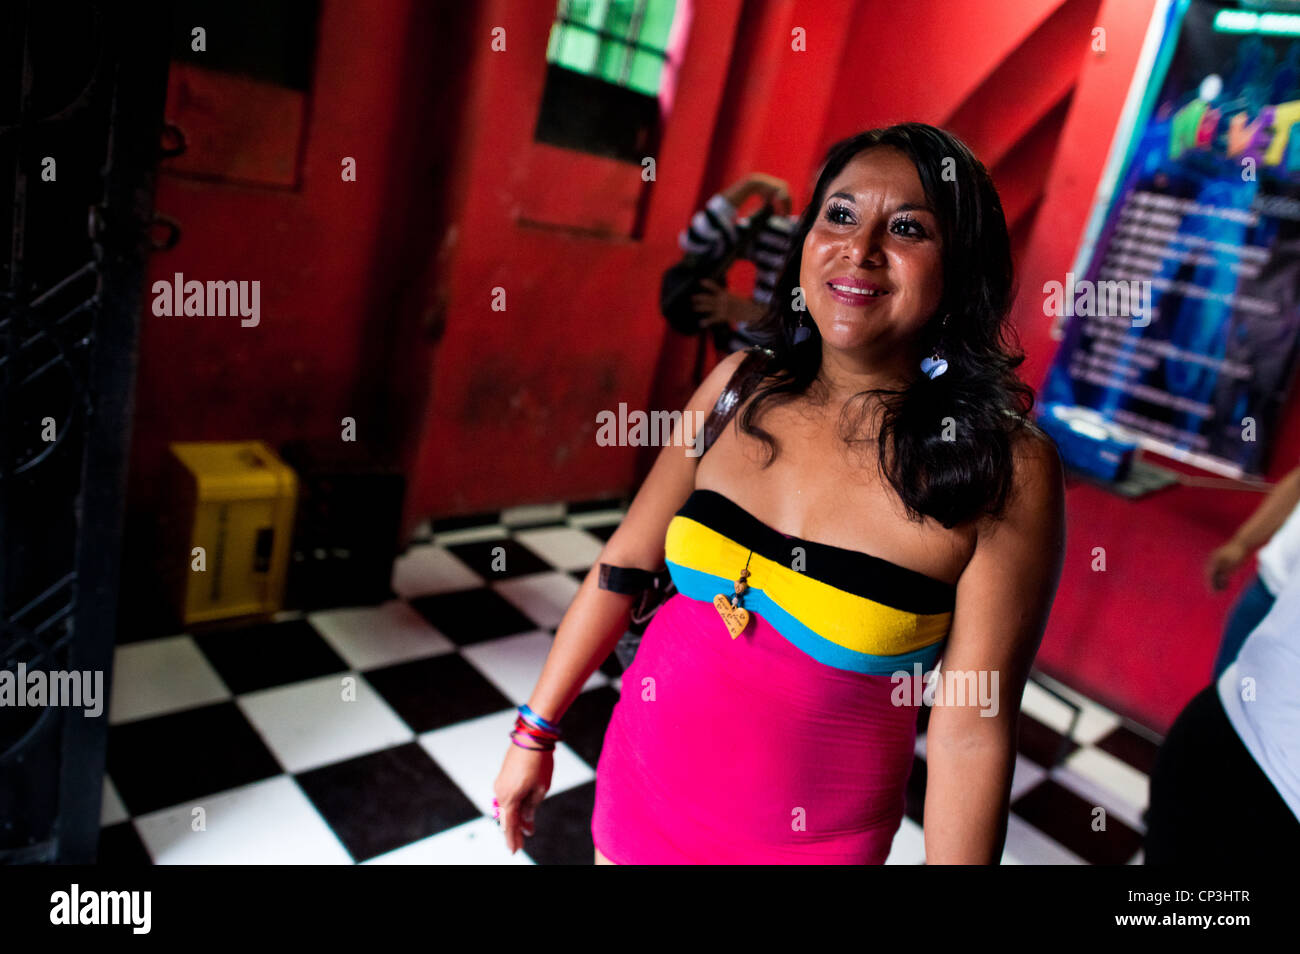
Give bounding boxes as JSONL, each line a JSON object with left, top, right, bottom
{"left": 1042, "top": 0, "right": 1300, "bottom": 477}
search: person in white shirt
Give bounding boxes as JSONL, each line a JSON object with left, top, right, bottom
{"left": 1204, "top": 463, "right": 1300, "bottom": 678}
{"left": 1146, "top": 552, "right": 1300, "bottom": 862}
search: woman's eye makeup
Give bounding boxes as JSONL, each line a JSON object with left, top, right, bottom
{"left": 893, "top": 215, "right": 927, "bottom": 238}
{"left": 825, "top": 201, "right": 854, "bottom": 224}
{"left": 823, "top": 201, "right": 930, "bottom": 238}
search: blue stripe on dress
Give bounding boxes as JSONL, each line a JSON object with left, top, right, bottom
{"left": 666, "top": 560, "right": 944, "bottom": 675}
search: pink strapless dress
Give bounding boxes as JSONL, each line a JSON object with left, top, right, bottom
{"left": 590, "top": 489, "right": 954, "bottom": 864}
{"left": 591, "top": 594, "right": 927, "bottom": 864}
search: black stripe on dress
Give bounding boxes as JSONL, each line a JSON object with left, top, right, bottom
{"left": 675, "top": 489, "right": 957, "bottom": 613}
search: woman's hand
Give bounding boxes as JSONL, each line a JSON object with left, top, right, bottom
{"left": 1205, "top": 540, "right": 1249, "bottom": 592}
{"left": 492, "top": 743, "right": 554, "bottom": 854}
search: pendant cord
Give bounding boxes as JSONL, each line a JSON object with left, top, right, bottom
{"left": 730, "top": 549, "right": 754, "bottom": 609}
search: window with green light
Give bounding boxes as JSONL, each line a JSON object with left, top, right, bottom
{"left": 545, "top": 0, "right": 678, "bottom": 97}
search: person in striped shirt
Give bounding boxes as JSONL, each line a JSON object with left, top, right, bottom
{"left": 680, "top": 173, "right": 798, "bottom": 352}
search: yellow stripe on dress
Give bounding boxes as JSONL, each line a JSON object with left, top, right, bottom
{"left": 665, "top": 515, "right": 952, "bottom": 658}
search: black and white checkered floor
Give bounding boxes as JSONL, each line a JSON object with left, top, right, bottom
{"left": 100, "top": 498, "right": 1157, "bottom": 865}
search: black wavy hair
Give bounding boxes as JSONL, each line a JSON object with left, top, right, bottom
{"left": 740, "top": 122, "right": 1042, "bottom": 529}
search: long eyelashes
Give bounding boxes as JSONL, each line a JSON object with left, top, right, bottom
{"left": 825, "top": 202, "right": 853, "bottom": 225}
{"left": 824, "top": 201, "right": 928, "bottom": 238}
{"left": 894, "top": 216, "right": 926, "bottom": 238}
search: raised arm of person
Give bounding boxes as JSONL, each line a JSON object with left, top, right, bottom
{"left": 722, "top": 172, "right": 791, "bottom": 217}
{"left": 678, "top": 191, "right": 743, "bottom": 261}
{"left": 678, "top": 173, "right": 792, "bottom": 260}
{"left": 491, "top": 349, "right": 751, "bottom": 854}
{"left": 923, "top": 431, "right": 1067, "bottom": 864}
{"left": 1205, "top": 464, "right": 1300, "bottom": 591}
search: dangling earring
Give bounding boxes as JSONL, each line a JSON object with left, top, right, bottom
{"left": 920, "top": 314, "right": 950, "bottom": 379}
{"left": 793, "top": 313, "right": 811, "bottom": 344}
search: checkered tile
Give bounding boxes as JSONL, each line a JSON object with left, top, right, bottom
{"left": 101, "top": 497, "right": 1159, "bottom": 864}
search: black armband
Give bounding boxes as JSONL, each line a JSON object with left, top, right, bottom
{"left": 598, "top": 563, "right": 667, "bottom": 595}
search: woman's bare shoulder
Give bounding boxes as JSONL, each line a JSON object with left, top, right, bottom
{"left": 969, "top": 418, "right": 1064, "bottom": 540}
{"left": 1005, "top": 421, "right": 1066, "bottom": 522}
{"left": 688, "top": 348, "right": 764, "bottom": 416}
{"left": 1012, "top": 420, "right": 1063, "bottom": 477}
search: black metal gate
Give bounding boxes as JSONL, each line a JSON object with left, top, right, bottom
{"left": 0, "top": 1, "right": 168, "bottom": 863}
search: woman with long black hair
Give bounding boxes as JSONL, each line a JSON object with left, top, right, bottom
{"left": 494, "top": 122, "right": 1066, "bottom": 864}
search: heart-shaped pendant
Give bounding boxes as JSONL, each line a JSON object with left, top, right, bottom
{"left": 713, "top": 594, "right": 750, "bottom": 638}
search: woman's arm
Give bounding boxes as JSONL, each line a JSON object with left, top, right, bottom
{"left": 1224, "top": 466, "right": 1300, "bottom": 553}
{"left": 679, "top": 193, "right": 742, "bottom": 261}
{"left": 922, "top": 431, "right": 1067, "bottom": 864}
{"left": 522, "top": 349, "right": 752, "bottom": 727}
{"left": 1205, "top": 467, "right": 1300, "bottom": 590}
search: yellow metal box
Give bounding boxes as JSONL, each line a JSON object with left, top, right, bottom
{"left": 164, "top": 441, "right": 298, "bottom": 625}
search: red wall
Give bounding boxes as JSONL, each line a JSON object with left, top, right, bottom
{"left": 401, "top": 0, "right": 742, "bottom": 522}
{"left": 128, "top": 0, "right": 460, "bottom": 518}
